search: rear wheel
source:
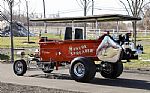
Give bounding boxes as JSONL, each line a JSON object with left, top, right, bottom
{"left": 100, "top": 61, "right": 123, "bottom": 79}
{"left": 42, "top": 63, "right": 54, "bottom": 73}
{"left": 69, "top": 57, "right": 96, "bottom": 82}
{"left": 13, "top": 60, "right": 27, "bottom": 76}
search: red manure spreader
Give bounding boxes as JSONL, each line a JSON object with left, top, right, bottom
{"left": 13, "top": 14, "right": 141, "bottom": 82}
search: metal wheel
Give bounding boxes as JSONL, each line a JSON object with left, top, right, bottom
{"left": 100, "top": 61, "right": 123, "bottom": 79}
{"left": 13, "top": 60, "right": 27, "bottom": 76}
{"left": 70, "top": 57, "right": 96, "bottom": 82}
{"left": 73, "top": 62, "right": 85, "bottom": 77}
{"left": 101, "top": 62, "right": 113, "bottom": 74}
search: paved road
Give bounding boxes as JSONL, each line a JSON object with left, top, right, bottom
{"left": 0, "top": 63, "right": 150, "bottom": 93}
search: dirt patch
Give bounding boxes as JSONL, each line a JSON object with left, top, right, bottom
{"left": 0, "top": 82, "right": 86, "bottom": 93}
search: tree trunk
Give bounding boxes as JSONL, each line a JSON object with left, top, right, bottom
{"left": 132, "top": 21, "right": 137, "bottom": 49}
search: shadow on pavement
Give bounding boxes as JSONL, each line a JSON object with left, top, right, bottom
{"left": 26, "top": 73, "right": 72, "bottom": 80}
{"left": 90, "top": 78, "right": 150, "bottom": 90}
{"left": 26, "top": 73, "right": 150, "bottom": 90}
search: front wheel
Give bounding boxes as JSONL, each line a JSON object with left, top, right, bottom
{"left": 100, "top": 61, "right": 123, "bottom": 79}
{"left": 13, "top": 60, "right": 27, "bottom": 76}
{"left": 69, "top": 57, "right": 96, "bottom": 82}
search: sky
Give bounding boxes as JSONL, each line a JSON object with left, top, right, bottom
{"left": 0, "top": 0, "right": 129, "bottom": 18}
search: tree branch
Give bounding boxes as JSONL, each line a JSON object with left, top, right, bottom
{"left": 137, "top": 0, "right": 142, "bottom": 7}
{"left": 86, "top": 0, "right": 91, "bottom": 7}
{"left": 80, "top": 0, "right": 84, "bottom": 6}
{"left": 141, "top": 1, "right": 150, "bottom": 9}
{"left": 119, "top": 0, "right": 130, "bottom": 15}
{"left": 137, "top": 0, "right": 144, "bottom": 16}
{"left": 138, "top": 1, "right": 150, "bottom": 16}
{"left": 127, "top": 0, "right": 134, "bottom": 15}
{"left": 76, "top": 0, "right": 84, "bottom": 9}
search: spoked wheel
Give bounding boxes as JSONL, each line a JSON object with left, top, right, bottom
{"left": 13, "top": 60, "right": 27, "bottom": 76}
{"left": 70, "top": 57, "right": 96, "bottom": 82}
{"left": 42, "top": 63, "right": 54, "bottom": 73}
{"left": 100, "top": 61, "right": 123, "bottom": 79}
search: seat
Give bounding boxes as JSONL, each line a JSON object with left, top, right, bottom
{"left": 64, "top": 27, "right": 83, "bottom": 40}
{"left": 64, "top": 27, "right": 72, "bottom": 40}
{"left": 75, "top": 28, "right": 83, "bottom": 39}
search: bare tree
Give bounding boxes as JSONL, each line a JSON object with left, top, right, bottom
{"left": 143, "top": 6, "right": 150, "bottom": 30}
{"left": 76, "top": 0, "right": 92, "bottom": 39}
{"left": 76, "top": 0, "right": 91, "bottom": 15}
{"left": 119, "top": 0, "right": 150, "bottom": 48}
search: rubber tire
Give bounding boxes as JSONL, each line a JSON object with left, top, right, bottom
{"left": 13, "top": 60, "right": 27, "bottom": 76}
{"left": 42, "top": 63, "right": 54, "bottom": 73}
{"left": 69, "top": 57, "right": 96, "bottom": 82}
{"left": 101, "top": 61, "right": 123, "bottom": 79}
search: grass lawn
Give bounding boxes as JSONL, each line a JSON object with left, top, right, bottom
{"left": 0, "top": 37, "right": 39, "bottom": 48}
{"left": 0, "top": 33, "right": 63, "bottom": 48}
{"left": 124, "top": 35, "right": 150, "bottom": 69}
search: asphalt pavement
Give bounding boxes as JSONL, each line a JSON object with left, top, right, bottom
{"left": 0, "top": 63, "right": 150, "bottom": 93}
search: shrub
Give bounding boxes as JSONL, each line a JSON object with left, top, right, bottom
{"left": 0, "top": 54, "right": 10, "bottom": 60}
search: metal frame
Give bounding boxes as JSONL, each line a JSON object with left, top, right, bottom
{"left": 30, "top": 14, "right": 141, "bottom": 23}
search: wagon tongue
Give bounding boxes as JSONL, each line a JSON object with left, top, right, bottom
{"left": 96, "top": 35, "right": 122, "bottom": 63}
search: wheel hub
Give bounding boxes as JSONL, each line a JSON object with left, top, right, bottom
{"left": 102, "top": 62, "right": 113, "bottom": 74}
{"left": 15, "top": 61, "right": 23, "bottom": 74}
{"left": 74, "top": 63, "right": 85, "bottom": 77}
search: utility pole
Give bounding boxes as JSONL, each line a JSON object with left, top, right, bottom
{"left": 25, "top": 0, "right": 30, "bottom": 42}
{"left": 43, "top": 0, "right": 46, "bottom": 18}
{"left": 84, "top": 0, "right": 87, "bottom": 16}
{"left": 133, "top": 0, "right": 138, "bottom": 48}
{"left": 43, "top": 0, "right": 47, "bottom": 33}
{"left": 92, "top": 0, "right": 94, "bottom": 29}
{"left": 10, "top": 0, "right": 14, "bottom": 63}
{"left": 92, "top": 0, "right": 94, "bottom": 15}
{"left": 84, "top": 0, "right": 87, "bottom": 39}
{"left": 8, "top": 0, "right": 14, "bottom": 63}
{"left": 18, "top": 1, "right": 20, "bottom": 21}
